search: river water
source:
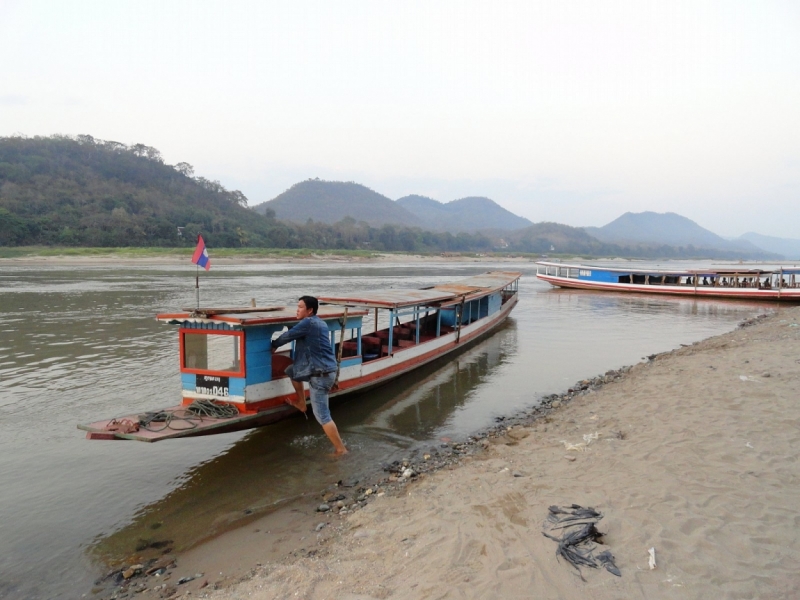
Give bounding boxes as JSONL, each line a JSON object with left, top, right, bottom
{"left": 0, "top": 260, "right": 777, "bottom": 599}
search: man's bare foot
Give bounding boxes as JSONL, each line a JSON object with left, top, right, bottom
{"left": 284, "top": 396, "right": 306, "bottom": 412}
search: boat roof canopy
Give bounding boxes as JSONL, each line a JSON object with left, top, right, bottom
{"left": 156, "top": 305, "right": 366, "bottom": 328}
{"left": 535, "top": 261, "right": 800, "bottom": 276}
{"left": 319, "top": 271, "right": 521, "bottom": 309}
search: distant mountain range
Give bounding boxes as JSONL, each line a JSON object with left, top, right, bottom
{"left": 584, "top": 212, "right": 784, "bottom": 260}
{"left": 254, "top": 182, "right": 796, "bottom": 259}
{"left": 395, "top": 194, "right": 533, "bottom": 233}
{"left": 251, "top": 180, "right": 422, "bottom": 228}
{"left": 736, "top": 232, "right": 800, "bottom": 260}
{"left": 252, "top": 181, "right": 532, "bottom": 233}
{"left": 3, "top": 138, "right": 796, "bottom": 260}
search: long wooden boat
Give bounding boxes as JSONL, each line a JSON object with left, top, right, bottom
{"left": 78, "top": 271, "right": 521, "bottom": 441}
{"left": 536, "top": 261, "right": 800, "bottom": 301}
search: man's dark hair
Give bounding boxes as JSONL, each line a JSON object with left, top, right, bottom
{"left": 299, "top": 295, "right": 319, "bottom": 315}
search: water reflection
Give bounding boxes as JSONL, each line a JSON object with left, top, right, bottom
{"left": 357, "top": 324, "right": 515, "bottom": 440}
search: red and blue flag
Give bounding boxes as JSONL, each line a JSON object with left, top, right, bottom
{"left": 191, "top": 234, "right": 211, "bottom": 270}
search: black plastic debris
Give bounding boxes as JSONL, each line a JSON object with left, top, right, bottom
{"left": 542, "top": 504, "right": 621, "bottom": 578}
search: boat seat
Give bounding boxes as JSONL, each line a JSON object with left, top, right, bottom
{"left": 393, "top": 326, "right": 414, "bottom": 340}
{"left": 374, "top": 330, "right": 400, "bottom": 346}
{"left": 271, "top": 354, "right": 293, "bottom": 379}
{"left": 362, "top": 335, "right": 381, "bottom": 346}
{"left": 340, "top": 341, "right": 359, "bottom": 357}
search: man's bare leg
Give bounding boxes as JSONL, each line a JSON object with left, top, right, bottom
{"left": 322, "top": 421, "right": 348, "bottom": 455}
{"left": 288, "top": 379, "right": 307, "bottom": 412}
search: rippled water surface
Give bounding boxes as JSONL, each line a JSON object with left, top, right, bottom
{"left": 0, "top": 261, "right": 778, "bottom": 599}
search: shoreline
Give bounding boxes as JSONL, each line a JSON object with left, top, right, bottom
{"left": 0, "top": 252, "right": 534, "bottom": 266}
{"left": 95, "top": 307, "right": 800, "bottom": 599}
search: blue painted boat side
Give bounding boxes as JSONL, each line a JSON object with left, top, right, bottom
{"left": 245, "top": 324, "right": 286, "bottom": 385}
{"left": 180, "top": 372, "right": 195, "bottom": 391}
{"left": 579, "top": 268, "right": 618, "bottom": 283}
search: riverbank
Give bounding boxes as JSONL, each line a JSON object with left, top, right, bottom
{"left": 0, "top": 248, "right": 534, "bottom": 264}
{"left": 99, "top": 306, "right": 800, "bottom": 599}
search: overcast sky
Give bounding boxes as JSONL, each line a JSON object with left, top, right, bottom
{"left": 2, "top": 1, "right": 798, "bottom": 238}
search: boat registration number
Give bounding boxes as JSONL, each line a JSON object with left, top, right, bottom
{"left": 196, "top": 374, "right": 230, "bottom": 396}
{"left": 579, "top": 270, "right": 592, "bottom": 276}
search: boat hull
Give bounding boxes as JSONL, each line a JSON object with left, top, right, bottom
{"left": 537, "top": 274, "right": 800, "bottom": 301}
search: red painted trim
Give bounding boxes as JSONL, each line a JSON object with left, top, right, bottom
{"left": 182, "top": 390, "right": 304, "bottom": 414}
{"left": 179, "top": 328, "right": 246, "bottom": 377}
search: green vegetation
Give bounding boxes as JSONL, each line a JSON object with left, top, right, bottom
{"left": 0, "top": 246, "right": 379, "bottom": 259}
{"left": 0, "top": 134, "right": 284, "bottom": 247}
{"left": 0, "top": 136, "right": 494, "bottom": 253}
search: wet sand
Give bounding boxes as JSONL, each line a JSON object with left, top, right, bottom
{"left": 101, "top": 307, "right": 800, "bottom": 599}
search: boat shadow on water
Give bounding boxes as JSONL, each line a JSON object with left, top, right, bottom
{"left": 87, "top": 319, "right": 518, "bottom": 571}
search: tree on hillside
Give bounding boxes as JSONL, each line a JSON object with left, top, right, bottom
{"left": 0, "top": 134, "right": 276, "bottom": 247}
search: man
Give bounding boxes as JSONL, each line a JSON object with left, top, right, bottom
{"left": 271, "top": 296, "right": 348, "bottom": 455}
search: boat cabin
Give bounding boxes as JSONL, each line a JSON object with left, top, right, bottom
{"left": 156, "top": 306, "right": 368, "bottom": 412}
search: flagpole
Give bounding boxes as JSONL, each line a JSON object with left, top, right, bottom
{"left": 191, "top": 234, "right": 209, "bottom": 311}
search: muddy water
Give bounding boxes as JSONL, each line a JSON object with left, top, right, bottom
{"left": 0, "top": 260, "right": 777, "bottom": 599}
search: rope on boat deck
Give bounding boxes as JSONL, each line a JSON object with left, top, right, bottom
{"left": 186, "top": 399, "right": 239, "bottom": 419}
{"left": 137, "top": 400, "right": 238, "bottom": 432}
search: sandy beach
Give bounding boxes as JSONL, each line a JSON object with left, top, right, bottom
{"left": 98, "top": 306, "right": 800, "bottom": 600}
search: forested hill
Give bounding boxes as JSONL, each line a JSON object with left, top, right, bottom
{"left": 396, "top": 195, "right": 533, "bottom": 232}
{"left": 0, "top": 135, "right": 283, "bottom": 247}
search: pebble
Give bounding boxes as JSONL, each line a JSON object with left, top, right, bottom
{"left": 564, "top": 455, "right": 576, "bottom": 462}
{"left": 551, "top": 400, "right": 561, "bottom": 408}
{"left": 315, "top": 522, "right": 327, "bottom": 531}
{"left": 402, "top": 468, "right": 415, "bottom": 478}
{"left": 317, "top": 503, "right": 331, "bottom": 512}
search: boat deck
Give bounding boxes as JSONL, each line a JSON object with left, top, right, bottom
{"left": 79, "top": 402, "right": 294, "bottom": 442}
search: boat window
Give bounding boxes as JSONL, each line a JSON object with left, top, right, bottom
{"left": 182, "top": 331, "right": 242, "bottom": 375}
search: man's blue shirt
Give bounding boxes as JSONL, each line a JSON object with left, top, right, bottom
{"left": 271, "top": 314, "right": 337, "bottom": 378}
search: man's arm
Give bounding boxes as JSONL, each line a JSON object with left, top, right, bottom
{"left": 271, "top": 318, "right": 311, "bottom": 351}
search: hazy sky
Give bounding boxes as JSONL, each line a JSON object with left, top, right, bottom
{"left": 2, "top": 1, "right": 798, "bottom": 238}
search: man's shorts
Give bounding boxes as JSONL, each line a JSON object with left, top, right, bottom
{"left": 284, "top": 365, "right": 336, "bottom": 425}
